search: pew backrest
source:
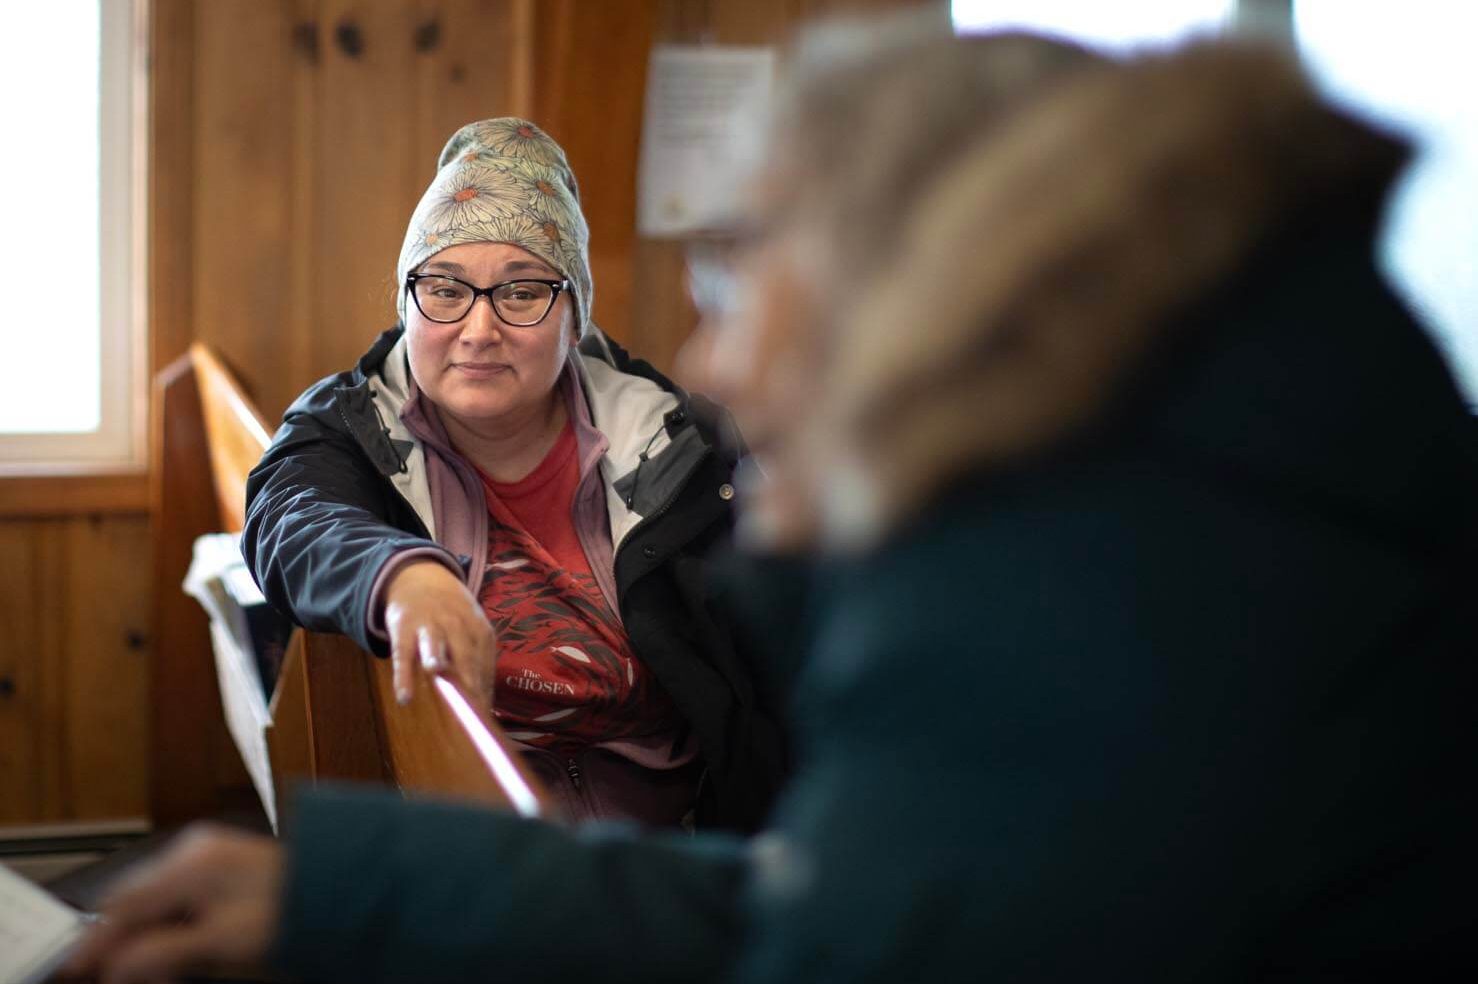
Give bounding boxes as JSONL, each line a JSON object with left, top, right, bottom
{"left": 190, "top": 343, "right": 272, "bottom": 534}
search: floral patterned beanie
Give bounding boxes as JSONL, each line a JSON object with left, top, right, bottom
{"left": 396, "top": 118, "right": 593, "bottom": 334}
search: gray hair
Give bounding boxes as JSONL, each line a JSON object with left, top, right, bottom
{"left": 736, "top": 11, "right": 1102, "bottom": 547}
{"left": 760, "top": 12, "right": 1102, "bottom": 343}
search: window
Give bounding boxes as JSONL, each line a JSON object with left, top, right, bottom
{"left": 951, "top": 0, "right": 1478, "bottom": 404}
{"left": 952, "top": 0, "right": 1236, "bottom": 52}
{"left": 0, "top": 0, "right": 143, "bottom": 472}
{"left": 1295, "top": 0, "right": 1478, "bottom": 403}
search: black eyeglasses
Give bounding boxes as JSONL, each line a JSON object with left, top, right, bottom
{"left": 405, "top": 273, "right": 570, "bottom": 327}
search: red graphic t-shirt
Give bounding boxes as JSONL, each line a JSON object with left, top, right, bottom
{"left": 477, "top": 421, "right": 681, "bottom": 751}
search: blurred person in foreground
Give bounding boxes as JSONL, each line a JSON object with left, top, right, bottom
{"left": 70, "top": 14, "right": 1477, "bottom": 984}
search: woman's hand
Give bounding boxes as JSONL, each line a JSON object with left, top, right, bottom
{"left": 383, "top": 558, "right": 496, "bottom": 705}
{"left": 63, "top": 825, "right": 282, "bottom": 984}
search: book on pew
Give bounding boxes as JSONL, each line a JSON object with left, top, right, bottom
{"left": 219, "top": 560, "right": 293, "bottom": 696}
{"left": 185, "top": 533, "right": 293, "bottom": 699}
{"left": 184, "top": 533, "right": 292, "bottom": 830}
{"left": 0, "top": 862, "right": 89, "bottom": 984}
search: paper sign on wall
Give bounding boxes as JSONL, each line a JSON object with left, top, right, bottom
{"left": 637, "top": 44, "right": 776, "bottom": 237}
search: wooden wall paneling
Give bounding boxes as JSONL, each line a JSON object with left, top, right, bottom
{"left": 627, "top": 240, "right": 694, "bottom": 374}
{"left": 284, "top": 1, "right": 322, "bottom": 426}
{"left": 789, "top": 0, "right": 942, "bottom": 23}
{"left": 530, "top": 0, "right": 659, "bottom": 348}
{"left": 410, "top": 0, "right": 530, "bottom": 154}
{"left": 708, "top": 0, "right": 796, "bottom": 41}
{"left": 312, "top": 0, "right": 417, "bottom": 379}
{"left": 521, "top": 0, "right": 567, "bottom": 124}
{"left": 60, "top": 516, "right": 151, "bottom": 819}
{"left": 0, "top": 474, "right": 150, "bottom": 519}
{"left": 0, "top": 515, "right": 148, "bottom": 825}
{"left": 192, "top": 0, "right": 318, "bottom": 424}
{"left": 36, "top": 527, "right": 68, "bottom": 820}
{"left": 506, "top": 0, "right": 537, "bottom": 118}
{"left": 148, "top": 0, "right": 196, "bottom": 376}
{"left": 0, "top": 520, "right": 64, "bottom": 824}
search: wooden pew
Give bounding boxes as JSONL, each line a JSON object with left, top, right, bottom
{"left": 267, "top": 632, "right": 544, "bottom": 820}
{"left": 151, "top": 343, "right": 547, "bottom": 831}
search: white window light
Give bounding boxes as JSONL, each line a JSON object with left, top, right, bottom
{"left": 952, "top": 0, "right": 1236, "bottom": 52}
{"left": 1296, "top": 0, "right": 1478, "bottom": 404}
{"left": 0, "top": 0, "right": 143, "bottom": 472}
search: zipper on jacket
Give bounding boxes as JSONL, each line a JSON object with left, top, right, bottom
{"left": 334, "top": 399, "right": 431, "bottom": 542}
{"left": 612, "top": 445, "right": 714, "bottom": 573}
{"left": 565, "top": 758, "right": 582, "bottom": 791}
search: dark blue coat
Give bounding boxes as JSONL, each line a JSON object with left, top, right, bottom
{"left": 272, "top": 217, "right": 1477, "bottom": 981}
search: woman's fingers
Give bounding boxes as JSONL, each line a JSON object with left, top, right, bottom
{"left": 62, "top": 834, "right": 207, "bottom": 976}
{"left": 443, "top": 626, "right": 478, "bottom": 697}
{"left": 382, "top": 560, "right": 495, "bottom": 705}
{"left": 395, "top": 620, "right": 481, "bottom": 707}
{"left": 93, "top": 825, "right": 221, "bottom": 931}
{"left": 66, "top": 826, "right": 282, "bottom": 982}
{"left": 385, "top": 559, "right": 477, "bottom": 704}
{"left": 448, "top": 621, "right": 496, "bottom": 700}
{"left": 418, "top": 625, "right": 448, "bottom": 673}
{"left": 391, "top": 628, "right": 417, "bottom": 705}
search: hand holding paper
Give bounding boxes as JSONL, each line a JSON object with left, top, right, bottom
{"left": 61, "top": 825, "right": 282, "bottom": 984}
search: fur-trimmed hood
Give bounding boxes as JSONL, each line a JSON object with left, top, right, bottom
{"left": 813, "top": 41, "right": 1474, "bottom": 547}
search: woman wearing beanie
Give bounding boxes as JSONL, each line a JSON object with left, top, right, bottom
{"left": 241, "top": 118, "right": 783, "bottom": 831}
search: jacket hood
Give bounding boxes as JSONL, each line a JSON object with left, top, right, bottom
{"left": 816, "top": 41, "right": 1475, "bottom": 552}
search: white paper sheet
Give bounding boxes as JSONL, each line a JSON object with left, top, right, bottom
{"left": 637, "top": 44, "right": 775, "bottom": 236}
{"left": 0, "top": 863, "right": 88, "bottom": 984}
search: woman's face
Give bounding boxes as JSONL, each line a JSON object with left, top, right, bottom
{"left": 683, "top": 239, "right": 816, "bottom": 454}
{"left": 677, "top": 214, "right": 830, "bottom": 546}
{"left": 405, "top": 241, "right": 574, "bottom": 430}
{"left": 678, "top": 154, "right": 824, "bottom": 455}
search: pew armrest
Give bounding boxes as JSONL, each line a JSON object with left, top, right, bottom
{"left": 266, "top": 631, "right": 553, "bottom": 826}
